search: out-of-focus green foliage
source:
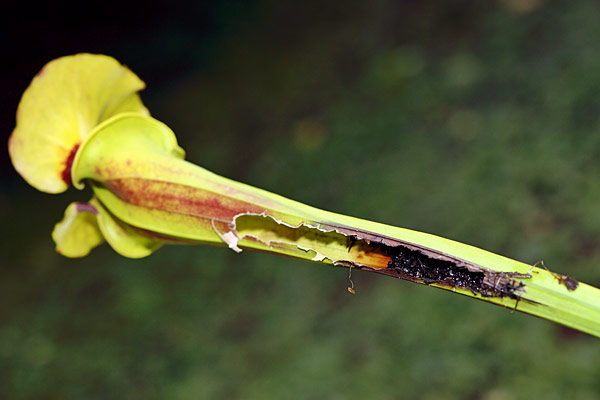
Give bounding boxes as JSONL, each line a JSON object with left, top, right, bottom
{"left": 3, "top": 0, "right": 600, "bottom": 398}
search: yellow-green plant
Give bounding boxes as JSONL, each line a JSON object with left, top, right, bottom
{"left": 9, "top": 54, "right": 600, "bottom": 337}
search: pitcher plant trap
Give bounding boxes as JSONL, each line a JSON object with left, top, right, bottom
{"left": 8, "top": 54, "right": 600, "bottom": 337}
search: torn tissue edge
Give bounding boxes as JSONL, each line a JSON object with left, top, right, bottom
{"left": 227, "top": 211, "right": 334, "bottom": 262}
{"left": 210, "top": 212, "right": 329, "bottom": 258}
{"left": 217, "top": 211, "right": 532, "bottom": 299}
{"left": 211, "top": 219, "right": 242, "bottom": 253}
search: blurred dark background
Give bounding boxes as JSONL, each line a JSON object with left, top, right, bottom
{"left": 2, "top": 0, "right": 600, "bottom": 398}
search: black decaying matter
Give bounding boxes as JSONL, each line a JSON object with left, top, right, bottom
{"left": 376, "top": 243, "right": 526, "bottom": 299}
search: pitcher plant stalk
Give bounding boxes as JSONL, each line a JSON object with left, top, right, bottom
{"left": 8, "top": 54, "right": 600, "bottom": 337}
